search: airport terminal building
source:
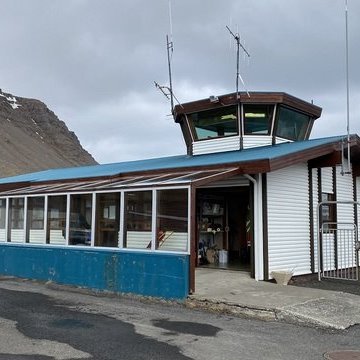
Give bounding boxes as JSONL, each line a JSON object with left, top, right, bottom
{"left": 0, "top": 92, "right": 359, "bottom": 299}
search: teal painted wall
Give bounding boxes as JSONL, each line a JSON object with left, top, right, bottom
{"left": 0, "top": 245, "right": 190, "bottom": 299}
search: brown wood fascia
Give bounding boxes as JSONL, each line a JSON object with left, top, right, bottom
{"left": 174, "top": 91, "right": 322, "bottom": 121}
{"left": 308, "top": 151, "right": 342, "bottom": 169}
{"left": 269, "top": 143, "right": 341, "bottom": 172}
{"left": 0, "top": 181, "right": 31, "bottom": 193}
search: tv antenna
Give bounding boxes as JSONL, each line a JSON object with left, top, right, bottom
{"left": 154, "top": 1, "right": 182, "bottom": 114}
{"left": 226, "top": 25, "right": 251, "bottom": 99}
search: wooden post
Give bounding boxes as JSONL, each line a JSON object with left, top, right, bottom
{"left": 189, "top": 186, "right": 197, "bottom": 294}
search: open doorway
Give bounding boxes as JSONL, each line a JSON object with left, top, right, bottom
{"left": 196, "top": 187, "right": 253, "bottom": 274}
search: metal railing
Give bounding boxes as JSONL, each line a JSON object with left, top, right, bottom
{"left": 317, "top": 201, "right": 360, "bottom": 281}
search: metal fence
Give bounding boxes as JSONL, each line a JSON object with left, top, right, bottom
{"left": 317, "top": 201, "right": 360, "bottom": 281}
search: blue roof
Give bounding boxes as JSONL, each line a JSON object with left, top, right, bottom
{"left": 0, "top": 135, "right": 347, "bottom": 185}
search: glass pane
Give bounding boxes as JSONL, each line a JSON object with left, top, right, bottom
{"left": 244, "top": 104, "right": 273, "bottom": 135}
{"left": 69, "top": 194, "right": 92, "bottom": 246}
{"left": 188, "top": 106, "right": 238, "bottom": 140}
{"left": 47, "top": 195, "right": 67, "bottom": 245}
{"left": 0, "top": 199, "right": 5, "bottom": 229}
{"left": 321, "top": 193, "right": 335, "bottom": 225}
{"left": 156, "top": 189, "right": 188, "bottom": 252}
{"left": 0, "top": 199, "right": 6, "bottom": 242}
{"left": 9, "top": 198, "right": 24, "bottom": 242}
{"left": 95, "top": 192, "right": 120, "bottom": 247}
{"left": 276, "top": 106, "right": 310, "bottom": 141}
{"left": 124, "top": 191, "right": 152, "bottom": 249}
{"left": 27, "top": 197, "right": 45, "bottom": 244}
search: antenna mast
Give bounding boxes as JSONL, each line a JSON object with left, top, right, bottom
{"left": 226, "top": 25, "right": 250, "bottom": 99}
{"left": 154, "top": 0, "right": 181, "bottom": 115}
{"left": 342, "top": 0, "right": 351, "bottom": 174}
{"left": 167, "top": 34, "right": 174, "bottom": 113}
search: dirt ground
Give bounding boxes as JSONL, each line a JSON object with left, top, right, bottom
{"left": 290, "top": 273, "right": 360, "bottom": 296}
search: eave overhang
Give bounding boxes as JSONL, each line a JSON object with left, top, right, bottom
{"left": 1, "top": 135, "right": 359, "bottom": 196}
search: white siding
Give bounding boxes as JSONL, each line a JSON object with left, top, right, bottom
{"left": 29, "top": 229, "right": 46, "bottom": 244}
{"left": 243, "top": 135, "right": 272, "bottom": 149}
{"left": 193, "top": 136, "right": 240, "bottom": 155}
{"left": 49, "top": 230, "right": 66, "bottom": 245}
{"left": 312, "top": 168, "right": 319, "bottom": 272}
{"left": 321, "top": 167, "right": 333, "bottom": 194}
{"left": 10, "top": 229, "right": 24, "bottom": 243}
{"left": 0, "top": 229, "right": 5, "bottom": 242}
{"left": 335, "top": 165, "right": 355, "bottom": 269}
{"left": 267, "top": 164, "right": 311, "bottom": 276}
{"left": 336, "top": 165, "right": 354, "bottom": 223}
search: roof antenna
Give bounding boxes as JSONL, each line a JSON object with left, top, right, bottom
{"left": 341, "top": 0, "right": 351, "bottom": 175}
{"left": 154, "top": 1, "right": 182, "bottom": 115}
{"left": 226, "top": 25, "right": 251, "bottom": 99}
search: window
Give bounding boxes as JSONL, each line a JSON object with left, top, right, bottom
{"left": 156, "top": 189, "right": 188, "bottom": 252}
{"left": 275, "top": 106, "right": 310, "bottom": 141}
{"left": 47, "top": 195, "right": 67, "bottom": 245}
{"left": 188, "top": 106, "right": 238, "bottom": 140}
{"left": 321, "top": 193, "right": 336, "bottom": 230}
{"left": 69, "top": 194, "right": 92, "bottom": 246}
{"left": 0, "top": 199, "right": 5, "bottom": 229}
{"left": 243, "top": 104, "right": 274, "bottom": 135}
{"left": 0, "top": 199, "right": 6, "bottom": 242}
{"left": 95, "top": 192, "right": 120, "bottom": 247}
{"left": 9, "top": 198, "right": 24, "bottom": 230}
{"left": 8, "top": 198, "right": 24, "bottom": 242}
{"left": 27, "top": 197, "right": 45, "bottom": 230}
{"left": 27, "top": 197, "right": 45, "bottom": 244}
{"left": 124, "top": 191, "right": 152, "bottom": 249}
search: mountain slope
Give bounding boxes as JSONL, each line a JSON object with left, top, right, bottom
{"left": 0, "top": 89, "right": 97, "bottom": 178}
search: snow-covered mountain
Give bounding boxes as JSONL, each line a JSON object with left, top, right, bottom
{"left": 0, "top": 89, "right": 97, "bottom": 178}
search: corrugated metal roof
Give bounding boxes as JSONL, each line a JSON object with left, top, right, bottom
{"left": 0, "top": 135, "right": 347, "bottom": 185}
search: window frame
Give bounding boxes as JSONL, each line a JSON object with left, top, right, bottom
{"left": 242, "top": 104, "right": 275, "bottom": 136}
{"left": 274, "top": 105, "right": 311, "bottom": 141}
{"left": 188, "top": 105, "right": 240, "bottom": 141}
{"left": 0, "top": 185, "right": 191, "bottom": 255}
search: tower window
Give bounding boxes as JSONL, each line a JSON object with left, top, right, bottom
{"left": 275, "top": 106, "right": 310, "bottom": 141}
{"left": 188, "top": 105, "right": 238, "bottom": 140}
{"left": 243, "top": 104, "right": 274, "bottom": 135}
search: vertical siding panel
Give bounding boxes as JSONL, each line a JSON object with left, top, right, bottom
{"left": 321, "top": 167, "right": 333, "bottom": 194}
{"left": 267, "top": 164, "right": 311, "bottom": 275}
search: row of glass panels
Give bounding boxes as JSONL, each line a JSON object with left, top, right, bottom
{"left": 0, "top": 187, "right": 190, "bottom": 253}
{"left": 189, "top": 104, "right": 311, "bottom": 141}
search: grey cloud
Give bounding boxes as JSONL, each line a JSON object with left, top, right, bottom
{"left": 0, "top": 0, "right": 359, "bottom": 163}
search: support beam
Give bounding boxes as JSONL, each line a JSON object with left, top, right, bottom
{"left": 308, "top": 151, "right": 342, "bottom": 169}
{"left": 353, "top": 164, "right": 360, "bottom": 177}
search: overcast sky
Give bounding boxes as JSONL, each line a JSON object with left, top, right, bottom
{"left": 0, "top": 0, "right": 359, "bottom": 164}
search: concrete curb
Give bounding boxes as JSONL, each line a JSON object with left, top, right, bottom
{"left": 185, "top": 297, "right": 278, "bottom": 322}
{"left": 186, "top": 297, "right": 352, "bottom": 330}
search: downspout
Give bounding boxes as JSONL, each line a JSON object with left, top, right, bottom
{"left": 244, "top": 174, "right": 264, "bottom": 280}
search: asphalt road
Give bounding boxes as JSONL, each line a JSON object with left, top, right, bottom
{"left": 0, "top": 279, "right": 359, "bottom": 360}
